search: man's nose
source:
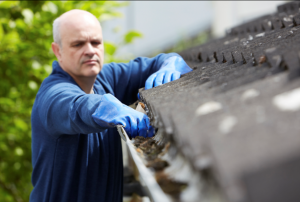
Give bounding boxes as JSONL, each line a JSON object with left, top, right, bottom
{"left": 84, "top": 43, "right": 96, "bottom": 55}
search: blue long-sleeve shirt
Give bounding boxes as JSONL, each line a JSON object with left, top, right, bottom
{"left": 30, "top": 53, "right": 178, "bottom": 202}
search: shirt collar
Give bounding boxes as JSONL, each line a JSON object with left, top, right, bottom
{"left": 51, "top": 61, "right": 77, "bottom": 83}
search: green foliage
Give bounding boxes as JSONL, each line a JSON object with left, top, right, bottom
{"left": 0, "top": 1, "right": 140, "bottom": 201}
{"left": 124, "top": 31, "right": 143, "bottom": 44}
{"left": 104, "top": 30, "right": 143, "bottom": 63}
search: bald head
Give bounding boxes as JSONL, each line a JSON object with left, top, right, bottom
{"left": 51, "top": 9, "right": 104, "bottom": 93}
{"left": 53, "top": 9, "right": 101, "bottom": 47}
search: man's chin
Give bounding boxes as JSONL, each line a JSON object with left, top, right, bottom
{"left": 84, "top": 66, "right": 101, "bottom": 77}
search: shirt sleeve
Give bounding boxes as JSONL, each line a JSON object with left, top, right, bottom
{"left": 98, "top": 53, "right": 180, "bottom": 105}
{"left": 36, "top": 77, "right": 106, "bottom": 136}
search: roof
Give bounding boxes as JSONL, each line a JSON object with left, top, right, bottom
{"left": 139, "top": 2, "right": 300, "bottom": 202}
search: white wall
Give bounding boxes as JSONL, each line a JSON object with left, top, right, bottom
{"left": 101, "top": 1, "right": 213, "bottom": 58}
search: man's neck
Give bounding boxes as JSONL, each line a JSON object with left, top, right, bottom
{"left": 58, "top": 62, "right": 97, "bottom": 94}
{"left": 72, "top": 76, "right": 96, "bottom": 94}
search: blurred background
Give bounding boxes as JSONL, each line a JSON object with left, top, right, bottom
{"left": 0, "top": 1, "right": 286, "bottom": 201}
{"left": 102, "top": 1, "right": 286, "bottom": 58}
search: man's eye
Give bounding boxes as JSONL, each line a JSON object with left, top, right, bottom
{"left": 74, "top": 43, "right": 83, "bottom": 47}
{"left": 92, "top": 41, "right": 101, "bottom": 46}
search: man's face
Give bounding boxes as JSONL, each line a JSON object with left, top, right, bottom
{"left": 55, "top": 16, "right": 104, "bottom": 79}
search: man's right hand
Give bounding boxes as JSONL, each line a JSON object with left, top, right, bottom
{"left": 92, "top": 94, "right": 154, "bottom": 138}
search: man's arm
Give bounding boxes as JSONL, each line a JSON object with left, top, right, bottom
{"left": 99, "top": 53, "right": 180, "bottom": 105}
{"left": 36, "top": 77, "right": 153, "bottom": 138}
{"left": 36, "top": 80, "right": 105, "bottom": 136}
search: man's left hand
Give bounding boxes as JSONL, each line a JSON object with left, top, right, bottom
{"left": 147, "top": 56, "right": 192, "bottom": 89}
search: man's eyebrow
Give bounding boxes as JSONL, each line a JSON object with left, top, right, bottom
{"left": 70, "top": 40, "right": 86, "bottom": 45}
{"left": 70, "top": 38, "right": 102, "bottom": 44}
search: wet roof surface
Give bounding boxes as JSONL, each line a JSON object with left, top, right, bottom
{"left": 139, "top": 2, "right": 300, "bottom": 202}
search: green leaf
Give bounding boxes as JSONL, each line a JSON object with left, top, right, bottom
{"left": 3, "top": 31, "right": 20, "bottom": 44}
{"left": 0, "top": 143, "right": 8, "bottom": 151}
{"left": 0, "top": 97, "right": 14, "bottom": 108}
{"left": 124, "top": 30, "right": 143, "bottom": 44}
{"left": 104, "top": 42, "right": 117, "bottom": 56}
{"left": 0, "top": 1, "right": 19, "bottom": 9}
{"left": 14, "top": 162, "right": 21, "bottom": 170}
{"left": 14, "top": 118, "right": 28, "bottom": 131}
{"left": 0, "top": 23, "right": 3, "bottom": 41}
{"left": 1, "top": 30, "right": 20, "bottom": 51}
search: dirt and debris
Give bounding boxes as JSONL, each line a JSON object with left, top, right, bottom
{"left": 132, "top": 136, "right": 151, "bottom": 148}
{"left": 146, "top": 159, "right": 169, "bottom": 171}
{"left": 155, "top": 171, "right": 188, "bottom": 198}
{"left": 138, "top": 102, "right": 145, "bottom": 109}
{"left": 132, "top": 135, "right": 188, "bottom": 197}
{"left": 132, "top": 136, "right": 164, "bottom": 161}
{"left": 259, "top": 55, "right": 267, "bottom": 64}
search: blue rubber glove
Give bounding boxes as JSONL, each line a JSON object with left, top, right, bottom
{"left": 137, "top": 56, "right": 192, "bottom": 99}
{"left": 92, "top": 94, "right": 154, "bottom": 138}
{"left": 145, "top": 56, "right": 192, "bottom": 90}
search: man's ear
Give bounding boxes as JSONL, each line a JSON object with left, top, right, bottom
{"left": 52, "top": 42, "right": 62, "bottom": 62}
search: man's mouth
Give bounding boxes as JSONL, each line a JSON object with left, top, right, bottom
{"left": 83, "top": 60, "right": 98, "bottom": 64}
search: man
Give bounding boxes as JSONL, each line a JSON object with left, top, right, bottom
{"left": 30, "top": 9, "right": 192, "bottom": 202}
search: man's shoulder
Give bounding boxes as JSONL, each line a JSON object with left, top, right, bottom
{"left": 37, "top": 73, "right": 81, "bottom": 101}
{"left": 41, "top": 60, "right": 77, "bottom": 87}
{"left": 41, "top": 73, "right": 73, "bottom": 89}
